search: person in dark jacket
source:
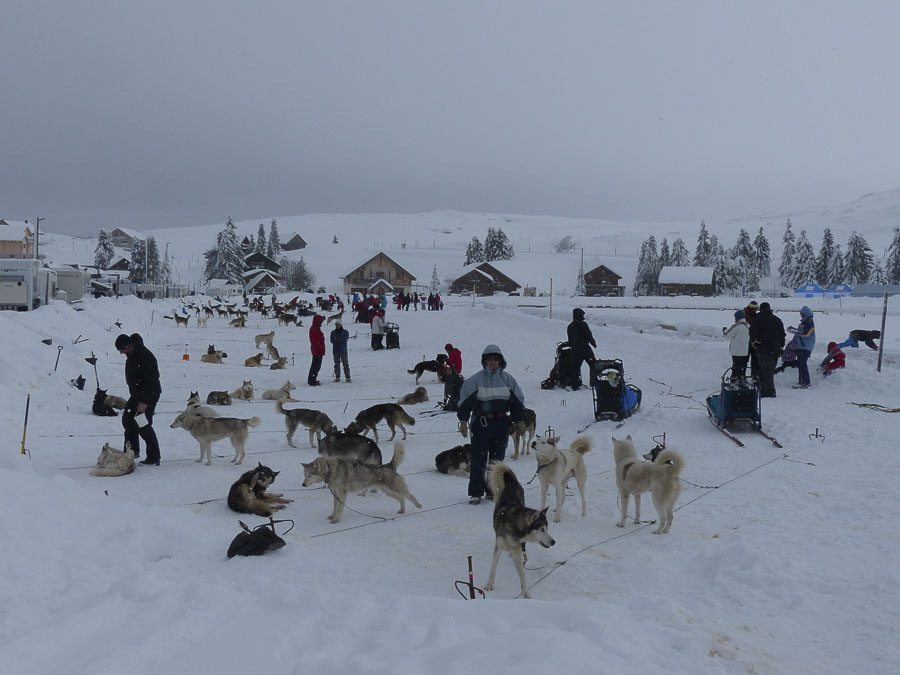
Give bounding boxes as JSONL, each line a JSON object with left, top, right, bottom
{"left": 836, "top": 329, "right": 881, "bottom": 351}
{"left": 748, "top": 302, "right": 785, "bottom": 398}
{"left": 566, "top": 307, "right": 597, "bottom": 388}
{"left": 456, "top": 344, "right": 525, "bottom": 504}
{"left": 743, "top": 300, "right": 761, "bottom": 379}
{"left": 115, "top": 333, "right": 162, "bottom": 465}
{"left": 330, "top": 321, "right": 351, "bottom": 382}
{"left": 308, "top": 314, "right": 326, "bottom": 385}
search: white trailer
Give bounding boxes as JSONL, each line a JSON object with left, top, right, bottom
{"left": 0, "top": 259, "right": 41, "bottom": 311}
{"left": 53, "top": 268, "right": 89, "bottom": 302}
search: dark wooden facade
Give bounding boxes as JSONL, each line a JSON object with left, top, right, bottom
{"left": 343, "top": 252, "right": 415, "bottom": 295}
{"left": 584, "top": 264, "right": 623, "bottom": 297}
{"left": 450, "top": 262, "right": 520, "bottom": 295}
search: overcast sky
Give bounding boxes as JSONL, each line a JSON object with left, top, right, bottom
{"left": 3, "top": 1, "right": 900, "bottom": 236}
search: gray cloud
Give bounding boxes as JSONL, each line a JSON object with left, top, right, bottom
{"left": 3, "top": 1, "right": 900, "bottom": 236}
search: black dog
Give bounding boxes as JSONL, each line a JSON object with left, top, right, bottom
{"left": 435, "top": 444, "right": 471, "bottom": 477}
{"left": 92, "top": 389, "right": 118, "bottom": 417}
{"left": 407, "top": 354, "right": 448, "bottom": 384}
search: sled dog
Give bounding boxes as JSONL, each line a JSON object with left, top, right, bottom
{"left": 532, "top": 435, "right": 592, "bottom": 522}
{"left": 229, "top": 315, "right": 246, "bottom": 328}
{"left": 484, "top": 462, "right": 555, "bottom": 599}
{"left": 173, "top": 314, "right": 189, "bottom": 327}
{"left": 434, "top": 443, "right": 471, "bottom": 477}
{"left": 270, "top": 356, "right": 288, "bottom": 370}
{"left": 200, "top": 350, "right": 226, "bottom": 364}
{"left": 613, "top": 435, "right": 685, "bottom": 534}
{"left": 206, "top": 390, "right": 232, "bottom": 405}
{"left": 196, "top": 315, "right": 208, "bottom": 328}
{"left": 396, "top": 386, "right": 429, "bottom": 405}
{"left": 326, "top": 308, "right": 344, "bottom": 324}
{"left": 169, "top": 411, "right": 261, "bottom": 465}
{"left": 277, "top": 312, "right": 298, "bottom": 327}
{"left": 230, "top": 380, "right": 254, "bottom": 400}
{"left": 227, "top": 463, "right": 293, "bottom": 517}
{"left": 90, "top": 442, "right": 135, "bottom": 477}
{"left": 244, "top": 353, "right": 264, "bottom": 367}
{"left": 265, "top": 342, "right": 280, "bottom": 360}
{"left": 275, "top": 400, "right": 337, "bottom": 448}
{"left": 317, "top": 429, "right": 383, "bottom": 465}
{"left": 104, "top": 392, "right": 128, "bottom": 410}
{"left": 255, "top": 330, "right": 275, "bottom": 349}
{"left": 261, "top": 380, "right": 297, "bottom": 402}
{"left": 510, "top": 408, "right": 537, "bottom": 459}
{"left": 301, "top": 443, "right": 421, "bottom": 523}
{"left": 407, "top": 354, "right": 447, "bottom": 384}
{"left": 185, "top": 392, "right": 220, "bottom": 418}
{"left": 345, "top": 403, "right": 415, "bottom": 443}
{"left": 92, "top": 389, "right": 118, "bottom": 417}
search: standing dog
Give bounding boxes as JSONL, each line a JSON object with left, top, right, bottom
{"left": 255, "top": 330, "right": 275, "bottom": 348}
{"left": 265, "top": 342, "right": 280, "bottom": 360}
{"left": 532, "top": 435, "right": 592, "bottom": 522}
{"left": 230, "top": 380, "right": 254, "bottom": 400}
{"left": 172, "top": 314, "right": 189, "bottom": 327}
{"left": 510, "top": 408, "right": 537, "bottom": 459}
{"left": 407, "top": 354, "right": 447, "bottom": 384}
{"left": 275, "top": 400, "right": 337, "bottom": 448}
{"left": 261, "top": 380, "right": 297, "bottom": 402}
{"left": 244, "top": 353, "right": 265, "bottom": 367}
{"left": 170, "top": 412, "right": 261, "bottom": 465}
{"left": 229, "top": 315, "right": 246, "bottom": 328}
{"left": 227, "top": 463, "right": 293, "bottom": 517}
{"left": 396, "top": 386, "right": 429, "bottom": 405}
{"left": 484, "top": 462, "right": 555, "bottom": 599}
{"left": 90, "top": 442, "right": 135, "bottom": 477}
{"left": 186, "top": 392, "right": 220, "bottom": 418}
{"left": 301, "top": 443, "right": 421, "bottom": 523}
{"left": 434, "top": 443, "right": 471, "bottom": 477}
{"left": 345, "top": 403, "right": 415, "bottom": 443}
{"left": 317, "top": 430, "right": 383, "bottom": 465}
{"left": 613, "top": 435, "right": 685, "bottom": 534}
{"left": 196, "top": 315, "right": 208, "bottom": 328}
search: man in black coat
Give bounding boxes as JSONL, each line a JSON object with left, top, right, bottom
{"left": 566, "top": 308, "right": 597, "bottom": 389}
{"left": 748, "top": 302, "right": 785, "bottom": 398}
{"left": 115, "top": 332, "right": 162, "bottom": 465}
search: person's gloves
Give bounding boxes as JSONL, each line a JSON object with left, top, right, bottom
{"left": 787, "top": 326, "right": 797, "bottom": 334}
{"left": 458, "top": 420, "right": 468, "bottom": 437}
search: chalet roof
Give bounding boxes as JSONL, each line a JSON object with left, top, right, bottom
{"left": 658, "top": 266, "right": 714, "bottom": 285}
{"left": 369, "top": 279, "right": 394, "bottom": 291}
{"left": 454, "top": 260, "right": 520, "bottom": 286}
{"left": 345, "top": 251, "right": 416, "bottom": 280}
{"left": 111, "top": 227, "right": 143, "bottom": 240}
{"left": 585, "top": 263, "right": 622, "bottom": 280}
{"left": 0, "top": 221, "right": 32, "bottom": 240}
{"left": 285, "top": 233, "right": 307, "bottom": 243}
{"left": 241, "top": 269, "right": 280, "bottom": 281}
{"left": 244, "top": 251, "right": 280, "bottom": 265}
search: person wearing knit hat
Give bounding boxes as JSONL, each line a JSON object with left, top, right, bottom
{"left": 565, "top": 307, "right": 598, "bottom": 390}
{"left": 116, "top": 332, "right": 162, "bottom": 465}
{"left": 723, "top": 310, "right": 750, "bottom": 380}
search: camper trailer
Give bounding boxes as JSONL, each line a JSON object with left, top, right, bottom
{"left": 53, "top": 268, "right": 89, "bottom": 302}
{"left": 0, "top": 259, "right": 41, "bottom": 311}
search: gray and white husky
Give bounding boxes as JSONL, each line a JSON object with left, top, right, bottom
{"left": 90, "top": 441, "right": 135, "bottom": 477}
{"left": 230, "top": 380, "right": 254, "bottom": 400}
{"left": 275, "top": 400, "right": 337, "bottom": 448}
{"left": 301, "top": 443, "right": 421, "bottom": 523}
{"left": 261, "top": 380, "right": 297, "bottom": 402}
{"left": 170, "top": 411, "right": 261, "bottom": 465}
{"left": 484, "top": 462, "right": 555, "bottom": 599}
{"left": 532, "top": 435, "right": 592, "bottom": 522}
{"left": 613, "top": 435, "right": 685, "bottom": 534}
{"left": 186, "top": 392, "right": 220, "bottom": 418}
{"left": 317, "top": 429, "right": 383, "bottom": 465}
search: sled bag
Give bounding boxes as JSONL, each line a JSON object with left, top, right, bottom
{"left": 227, "top": 525, "right": 286, "bottom": 558}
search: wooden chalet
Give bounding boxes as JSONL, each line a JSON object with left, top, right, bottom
{"left": 657, "top": 266, "right": 715, "bottom": 296}
{"left": 450, "top": 262, "right": 520, "bottom": 296}
{"left": 0, "top": 220, "right": 35, "bottom": 258}
{"left": 343, "top": 252, "right": 415, "bottom": 295}
{"left": 242, "top": 269, "right": 280, "bottom": 293}
{"left": 584, "top": 264, "right": 623, "bottom": 297}
{"left": 282, "top": 233, "right": 308, "bottom": 251}
{"left": 110, "top": 227, "right": 142, "bottom": 249}
{"left": 244, "top": 251, "right": 281, "bottom": 274}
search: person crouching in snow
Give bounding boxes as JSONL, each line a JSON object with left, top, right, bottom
{"left": 818, "top": 342, "right": 846, "bottom": 376}
{"left": 836, "top": 329, "right": 881, "bottom": 351}
{"left": 723, "top": 309, "right": 750, "bottom": 381}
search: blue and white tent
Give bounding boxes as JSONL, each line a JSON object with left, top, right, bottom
{"left": 794, "top": 282, "right": 824, "bottom": 298}
{"left": 823, "top": 283, "right": 853, "bottom": 299}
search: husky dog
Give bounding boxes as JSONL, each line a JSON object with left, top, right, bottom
{"left": 532, "top": 435, "right": 592, "bottom": 522}
{"left": 185, "top": 392, "right": 220, "bottom": 418}
{"left": 227, "top": 463, "right": 293, "bottom": 517}
{"left": 104, "top": 393, "right": 129, "bottom": 410}
{"left": 255, "top": 330, "right": 275, "bottom": 349}
{"left": 261, "top": 381, "right": 297, "bottom": 402}
{"left": 434, "top": 443, "right": 471, "bottom": 477}
{"left": 207, "top": 390, "right": 232, "bottom": 405}
{"left": 200, "top": 350, "right": 226, "bottom": 364}
{"left": 231, "top": 380, "right": 254, "bottom": 400}
{"left": 345, "top": 403, "right": 415, "bottom": 443}
{"left": 172, "top": 314, "right": 189, "bottom": 327}
{"left": 317, "top": 429, "right": 383, "bottom": 465}
{"left": 270, "top": 356, "right": 288, "bottom": 370}
{"left": 613, "top": 435, "right": 685, "bottom": 534}
{"left": 301, "top": 443, "right": 421, "bottom": 523}
{"left": 196, "top": 315, "right": 208, "bottom": 328}
{"left": 265, "top": 342, "right": 280, "bottom": 360}
{"left": 92, "top": 389, "right": 118, "bottom": 417}
{"left": 244, "top": 353, "right": 265, "bottom": 367}
{"left": 407, "top": 354, "right": 447, "bottom": 384}
{"left": 484, "top": 462, "right": 555, "bottom": 599}
{"left": 396, "top": 386, "right": 429, "bottom": 405}
{"left": 510, "top": 408, "right": 537, "bottom": 459}
{"left": 90, "top": 442, "right": 135, "bottom": 477}
{"left": 326, "top": 308, "right": 344, "bottom": 324}
{"left": 277, "top": 312, "right": 298, "bottom": 327}
{"left": 275, "top": 400, "right": 337, "bottom": 448}
{"left": 170, "top": 411, "right": 261, "bottom": 465}
{"left": 229, "top": 315, "right": 246, "bottom": 328}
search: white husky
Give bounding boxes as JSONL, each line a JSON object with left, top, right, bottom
{"left": 531, "top": 435, "right": 592, "bottom": 522}
{"left": 261, "top": 380, "right": 297, "bottom": 402}
{"left": 90, "top": 442, "right": 135, "bottom": 477}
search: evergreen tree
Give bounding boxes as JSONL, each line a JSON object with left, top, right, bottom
{"left": 145, "top": 237, "right": 161, "bottom": 284}
{"left": 886, "top": 226, "right": 900, "bottom": 284}
{"left": 161, "top": 247, "right": 172, "bottom": 285}
{"left": 670, "top": 238, "right": 690, "bottom": 266}
{"left": 484, "top": 227, "right": 513, "bottom": 261}
{"left": 730, "top": 228, "right": 753, "bottom": 290}
{"left": 212, "top": 218, "right": 247, "bottom": 284}
{"left": 130, "top": 238, "right": 146, "bottom": 284}
{"left": 778, "top": 218, "right": 796, "bottom": 285}
{"left": 633, "top": 236, "right": 659, "bottom": 296}
{"left": 267, "top": 219, "right": 281, "bottom": 259}
{"left": 871, "top": 258, "right": 887, "bottom": 285}
{"left": 203, "top": 246, "right": 218, "bottom": 281}
{"left": 495, "top": 227, "right": 514, "bottom": 260}
{"left": 693, "top": 220, "right": 712, "bottom": 267}
{"left": 828, "top": 243, "right": 845, "bottom": 286}
{"left": 658, "top": 238, "right": 670, "bottom": 268}
{"left": 844, "top": 231, "right": 874, "bottom": 285}
{"left": 94, "top": 229, "right": 115, "bottom": 269}
{"left": 279, "top": 256, "right": 315, "bottom": 291}
{"left": 256, "top": 223, "right": 267, "bottom": 254}
{"left": 575, "top": 258, "right": 586, "bottom": 296}
{"left": 816, "top": 228, "right": 836, "bottom": 287}
{"left": 711, "top": 242, "right": 733, "bottom": 295}
{"left": 430, "top": 265, "right": 441, "bottom": 293}
{"left": 790, "top": 230, "right": 816, "bottom": 288}
{"left": 465, "top": 236, "right": 484, "bottom": 264}
{"left": 752, "top": 227, "right": 771, "bottom": 278}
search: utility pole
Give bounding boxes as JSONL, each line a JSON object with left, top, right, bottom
{"left": 144, "top": 237, "right": 148, "bottom": 285}
{"left": 35, "top": 217, "right": 45, "bottom": 259}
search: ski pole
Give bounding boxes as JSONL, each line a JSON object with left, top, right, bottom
{"left": 21, "top": 394, "right": 31, "bottom": 455}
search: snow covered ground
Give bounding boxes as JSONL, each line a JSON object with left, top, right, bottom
{"left": 2, "top": 288, "right": 899, "bottom": 674}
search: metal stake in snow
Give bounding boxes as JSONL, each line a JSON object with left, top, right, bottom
{"left": 877, "top": 292, "right": 888, "bottom": 373}
{"left": 21, "top": 394, "right": 31, "bottom": 457}
{"left": 454, "top": 555, "right": 485, "bottom": 599}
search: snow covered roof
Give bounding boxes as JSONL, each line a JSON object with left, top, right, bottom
{"left": 657, "top": 266, "right": 714, "bottom": 284}
{"left": 0, "top": 220, "right": 33, "bottom": 240}
{"left": 241, "top": 269, "right": 279, "bottom": 281}
{"left": 111, "top": 227, "right": 143, "bottom": 239}
{"left": 369, "top": 279, "right": 394, "bottom": 291}
{"left": 795, "top": 283, "right": 823, "bottom": 293}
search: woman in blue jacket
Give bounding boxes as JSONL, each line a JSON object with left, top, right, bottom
{"left": 788, "top": 306, "right": 815, "bottom": 388}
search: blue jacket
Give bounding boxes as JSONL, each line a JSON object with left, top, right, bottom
{"left": 456, "top": 365, "right": 525, "bottom": 423}
{"left": 793, "top": 306, "right": 816, "bottom": 352}
{"left": 330, "top": 326, "right": 349, "bottom": 354}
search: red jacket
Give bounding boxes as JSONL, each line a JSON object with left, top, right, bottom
{"left": 445, "top": 344, "right": 462, "bottom": 374}
{"left": 822, "top": 341, "right": 845, "bottom": 373}
{"left": 309, "top": 315, "right": 326, "bottom": 356}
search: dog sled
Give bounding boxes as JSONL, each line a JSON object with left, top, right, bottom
{"left": 591, "top": 359, "right": 641, "bottom": 422}
{"left": 706, "top": 368, "right": 781, "bottom": 447}
{"left": 421, "top": 365, "right": 465, "bottom": 417}
{"left": 385, "top": 322, "right": 400, "bottom": 349}
{"left": 540, "top": 341, "right": 584, "bottom": 390}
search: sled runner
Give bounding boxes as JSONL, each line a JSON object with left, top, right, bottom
{"left": 706, "top": 368, "right": 781, "bottom": 447}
